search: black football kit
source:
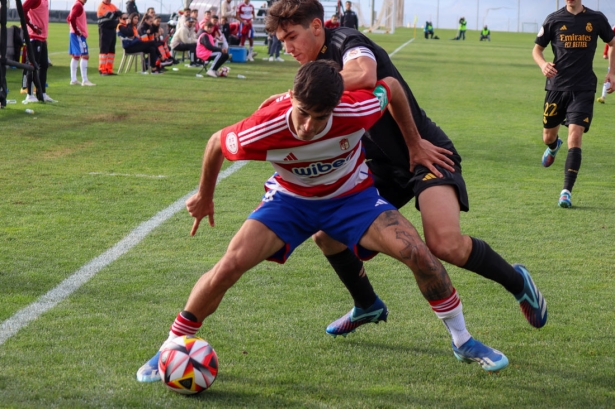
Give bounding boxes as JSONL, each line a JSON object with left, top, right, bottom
{"left": 536, "top": 7, "right": 614, "bottom": 131}
{"left": 317, "top": 27, "right": 468, "bottom": 210}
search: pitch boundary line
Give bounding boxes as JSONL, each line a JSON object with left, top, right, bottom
{"left": 389, "top": 38, "right": 414, "bottom": 57}
{"left": 0, "top": 161, "right": 247, "bottom": 346}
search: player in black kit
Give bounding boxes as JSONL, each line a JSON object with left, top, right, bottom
{"left": 264, "top": 0, "right": 548, "bottom": 349}
{"left": 533, "top": 0, "right": 615, "bottom": 208}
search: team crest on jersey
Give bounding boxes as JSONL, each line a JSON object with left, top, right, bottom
{"left": 347, "top": 48, "right": 361, "bottom": 59}
{"left": 373, "top": 85, "right": 388, "bottom": 110}
{"left": 226, "top": 132, "right": 239, "bottom": 154}
{"left": 339, "top": 138, "right": 350, "bottom": 150}
{"left": 586, "top": 22, "right": 593, "bottom": 32}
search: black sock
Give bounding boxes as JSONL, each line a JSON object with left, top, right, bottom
{"left": 548, "top": 137, "right": 560, "bottom": 150}
{"left": 462, "top": 237, "right": 524, "bottom": 295}
{"left": 326, "top": 248, "right": 376, "bottom": 309}
{"left": 563, "top": 147, "right": 582, "bottom": 192}
{"left": 181, "top": 310, "right": 198, "bottom": 322}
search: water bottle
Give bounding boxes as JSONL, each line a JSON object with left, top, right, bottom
{"left": 237, "top": 74, "right": 246, "bottom": 79}
{"left": 25, "top": 109, "right": 34, "bottom": 114}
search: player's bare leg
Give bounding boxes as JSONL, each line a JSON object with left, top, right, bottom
{"left": 137, "top": 220, "right": 284, "bottom": 382}
{"left": 419, "top": 184, "right": 547, "bottom": 328}
{"left": 359, "top": 209, "right": 508, "bottom": 372}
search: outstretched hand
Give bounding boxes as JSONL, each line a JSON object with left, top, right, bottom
{"left": 186, "top": 193, "right": 215, "bottom": 236}
{"left": 409, "top": 139, "right": 455, "bottom": 177}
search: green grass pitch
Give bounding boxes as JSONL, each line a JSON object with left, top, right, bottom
{"left": 0, "top": 24, "right": 614, "bottom": 408}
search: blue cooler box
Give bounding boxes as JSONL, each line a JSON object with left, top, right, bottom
{"left": 229, "top": 47, "right": 247, "bottom": 63}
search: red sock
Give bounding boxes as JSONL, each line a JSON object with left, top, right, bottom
{"left": 170, "top": 311, "right": 202, "bottom": 338}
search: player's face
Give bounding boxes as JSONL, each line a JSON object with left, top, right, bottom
{"left": 290, "top": 96, "right": 332, "bottom": 141}
{"left": 276, "top": 20, "right": 324, "bottom": 65}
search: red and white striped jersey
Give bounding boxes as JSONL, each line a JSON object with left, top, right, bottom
{"left": 220, "top": 80, "right": 391, "bottom": 200}
{"left": 236, "top": 2, "right": 254, "bottom": 22}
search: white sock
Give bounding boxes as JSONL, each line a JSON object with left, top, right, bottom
{"left": 442, "top": 311, "right": 471, "bottom": 347}
{"left": 249, "top": 46, "right": 253, "bottom": 56}
{"left": 430, "top": 289, "right": 471, "bottom": 347}
{"left": 80, "top": 59, "right": 89, "bottom": 82}
{"left": 70, "top": 58, "right": 78, "bottom": 82}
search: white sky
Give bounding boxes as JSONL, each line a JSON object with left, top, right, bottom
{"left": 34, "top": 0, "right": 615, "bottom": 32}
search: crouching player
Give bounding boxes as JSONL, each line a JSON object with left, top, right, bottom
{"left": 136, "top": 60, "right": 509, "bottom": 384}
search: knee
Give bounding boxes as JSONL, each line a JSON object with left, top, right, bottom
{"left": 425, "top": 234, "right": 467, "bottom": 266}
{"left": 212, "top": 256, "right": 247, "bottom": 288}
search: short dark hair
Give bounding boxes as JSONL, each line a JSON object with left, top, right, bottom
{"left": 293, "top": 60, "right": 343, "bottom": 113}
{"left": 265, "top": 0, "right": 323, "bottom": 33}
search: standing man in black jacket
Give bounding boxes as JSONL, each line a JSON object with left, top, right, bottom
{"left": 340, "top": 1, "right": 358, "bottom": 29}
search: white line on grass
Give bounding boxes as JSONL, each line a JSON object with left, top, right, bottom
{"left": 0, "top": 161, "right": 247, "bottom": 346}
{"left": 89, "top": 172, "right": 167, "bottom": 179}
{"left": 389, "top": 38, "right": 414, "bottom": 57}
{"left": 1, "top": 36, "right": 416, "bottom": 347}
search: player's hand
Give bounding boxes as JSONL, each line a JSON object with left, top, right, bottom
{"left": 408, "top": 139, "right": 454, "bottom": 177}
{"left": 186, "top": 192, "right": 215, "bottom": 236}
{"left": 76, "top": 29, "right": 83, "bottom": 37}
{"left": 258, "top": 92, "right": 287, "bottom": 109}
{"left": 29, "top": 23, "right": 42, "bottom": 34}
{"left": 222, "top": 47, "right": 228, "bottom": 53}
{"left": 541, "top": 62, "right": 557, "bottom": 78}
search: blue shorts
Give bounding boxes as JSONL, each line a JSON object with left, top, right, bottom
{"left": 69, "top": 33, "right": 89, "bottom": 56}
{"left": 247, "top": 187, "right": 397, "bottom": 264}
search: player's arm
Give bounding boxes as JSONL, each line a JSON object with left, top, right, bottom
{"left": 22, "top": 0, "right": 42, "bottom": 33}
{"left": 340, "top": 55, "right": 377, "bottom": 91}
{"left": 606, "top": 38, "right": 615, "bottom": 93}
{"left": 532, "top": 44, "right": 557, "bottom": 78}
{"left": 186, "top": 131, "right": 226, "bottom": 235}
{"left": 381, "top": 77, "right": 454, "bottom": 176}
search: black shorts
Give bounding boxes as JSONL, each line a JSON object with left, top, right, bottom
{"left": 543, "top": 90, "right": 594, "bottom": 132}
{"left": 367, "top": 156, "right": 469, "bottom": 212}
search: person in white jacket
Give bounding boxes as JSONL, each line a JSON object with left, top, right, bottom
{"left": 171, "top": 17, "right": 199, "bottom": 65}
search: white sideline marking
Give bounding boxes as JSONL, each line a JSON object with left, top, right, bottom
{"left": 389, "top": 38, "right": 414, "bottom": 57}
{"left": 0, "top": 161, "right": 247, "bottom": 346}
{"left": 89, "top": 172, "right": 167, "bottom": 179}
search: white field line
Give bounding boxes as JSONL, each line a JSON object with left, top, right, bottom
{"left": 1, "top": 37, "right": 416, "bottom": 347}
{"left": 89, "top": 172, "right": 167, "bottom": 179}
{"left": 389, "top": 38, "right": 414, "bottom": 57}
{"left": 0, "top": 161, "right": 247, "bottom": 346}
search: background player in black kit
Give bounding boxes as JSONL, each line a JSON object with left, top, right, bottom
{"left": 533, "top": 0, "right": 615, "bottom": 208}
{"left": 264, "top": 0, "right": 548, "bottom": 347}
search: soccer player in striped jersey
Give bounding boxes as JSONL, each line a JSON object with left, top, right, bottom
{"left": 264, "top": 0, "right": 548, "bottom": 343}
{"left": 67, "top": 0, "right": 95, "bottom": 86}
{"left": 136, "top": 61, "right": 509, "bottom": 383}
{"left": 236, "top": 0, "right": 256, "bottom": 60}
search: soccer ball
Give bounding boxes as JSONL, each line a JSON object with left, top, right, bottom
{"left": 218, "top": 66, "right": 230, "bottom": 77}
{"left": 158, "top": 335, "right": 218, "bottom": 395}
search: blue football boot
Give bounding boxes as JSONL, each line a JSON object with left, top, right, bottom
{"left": 326, "top": 297, "right": 388, "bottom": 337}
{"left": 452, "top": 337, "right": 509, "bottom": 372}
{"left": 513, "top": 263, "right": 548, "bottom": 328}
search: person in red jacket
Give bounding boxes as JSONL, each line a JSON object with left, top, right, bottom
{"left": 67, "top": 0, "right": 95, "bottom": 86}
{"left": 22, "top": 0, "right": 57, "bottom": 103}
{"left": 324, "top": 14, "right": 340, "bottom": 29}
